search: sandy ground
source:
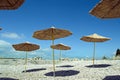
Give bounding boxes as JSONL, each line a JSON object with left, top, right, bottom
{"left": 0, "top": 59, "right": 120, "bottom": 80}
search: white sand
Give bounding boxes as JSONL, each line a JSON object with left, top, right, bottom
{"left": 0, "top": 59, "right": 120, "bottom": 80}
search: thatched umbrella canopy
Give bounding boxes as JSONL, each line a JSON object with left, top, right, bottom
{"left": 80, "top": 33, "right": 111, "bottom": 65}
{"left": 0, "top": 0, "right": 24, "bottom": 10}
{"left": 12, "top": 42, "right": 40, "bottom": 71}
{"left": 51, "top": 43, "right": 71, "bottom": 50}
{"left": 33, "top": 27, "right": 72, "bottom": 40}
{"left": 51, "top": 43, "right": 71, "bottom": 61}
{"left": 81, "top": 33, "right": 110, "bottom": 42}
{"left": 90, "top": 0, "right": 120, "bottom": 19}
{"left": 33, "top": 26, "right": 72, "bottom": 77}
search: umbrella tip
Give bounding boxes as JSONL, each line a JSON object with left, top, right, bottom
{"left": 25, "top": 41, "right": 30, "bottom": 43}
{"left": 93, "top": 33, "right": 98, "bottom": 36}
{"left": 93, "top": 33, "right": 97, "bottom": 34}
{"left": 51, "top": 26, "right": 55, "bottom": 28}
{"left": 59, "top": 43, "right": 64, "bottom": 45}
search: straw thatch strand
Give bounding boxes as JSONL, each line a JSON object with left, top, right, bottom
{"left": 90, "top": 0, "right": 120, "bottom": 19}
{"left": 0, "top": 0, "right": 24, "bottom": 10}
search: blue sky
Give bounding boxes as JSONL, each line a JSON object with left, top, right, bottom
{"left": 0, "top": 0, "right": 120, "bottom": 59}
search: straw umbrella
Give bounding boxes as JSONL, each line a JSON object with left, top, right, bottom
{"left": 51, "top": 43, "right": 71, "bottom": 61}
{"left": 80, "top": 33, "right": 110, "bottom": 65}
{"left": 33, "top": 26, "right": 72, "bottom": 77}
{"left": 0, "top": 0, "right": 24, "bottom": 10}
{"left": 12, "top": 42, "right": 40, "bottom": 71}
{"left": 90, "top": 0, "right": 120, "bottom": 19}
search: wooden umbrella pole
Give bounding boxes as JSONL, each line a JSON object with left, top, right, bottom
{"left": 52, "top": 35, "right": 55, "bottom": 77}
{"left": 25, "top": 51, "right": 28, "bottom": 72}
{"left": 60, "top": 50, "right": 62, "bottom": 61}
{"left": 93, "top": 42, "right": 96, "bottom": 65}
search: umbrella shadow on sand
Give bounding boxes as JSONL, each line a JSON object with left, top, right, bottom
{"left": 22, "top": 68, "right": 46, "bottom": 73}
{"left": 44, "top": 70, "right": 79, "bottom": 77}
{"left": 103, "top": 75, "right": 120, "bottom": 80}
{"left": 56, "top": 65, "right": 74, "bottom": 68}
{"left": 0, "top": 77, "right": 18, "bottom": 80}
{"left": 85, "top": 64, "right": 111, "bottom": 68}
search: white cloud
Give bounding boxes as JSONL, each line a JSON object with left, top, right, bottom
{"left": 0, "top": 32, "right": 24, "bottom": 39}
{"left": 0, "top": 40, "right": 11, "bottom": 46}
{"left": 112, "top": 51, "right": 116, "bottom": 54}
{"left": 0, "top": 40, "right": 52, "bottom": 59}
{"left": 42, "top": 48, "right": 51, "bottom": 52}
{"left": 0, "top": 40, "right": 25, "bottom": 58}
{"left": 0, "top": 40, "right": 12, "bottom": 51}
